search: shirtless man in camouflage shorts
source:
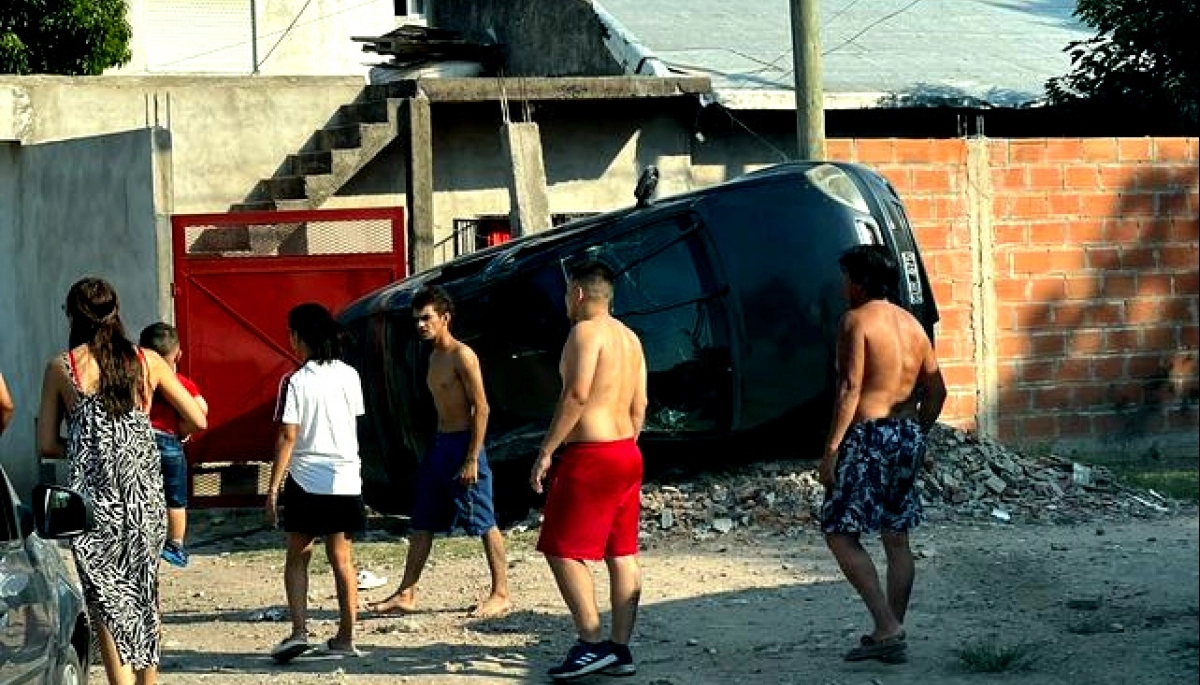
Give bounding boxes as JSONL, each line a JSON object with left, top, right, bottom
{"left": 820, "top": 245, "right": 947, "bottom": 664}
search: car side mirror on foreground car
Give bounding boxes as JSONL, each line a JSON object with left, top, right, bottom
{"left": 32, "top": 484, "right": 93, "bottom": 539}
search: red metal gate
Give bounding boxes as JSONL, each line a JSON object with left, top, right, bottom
{"left": 171, "top": 207, "right": 406, "bottom": 508}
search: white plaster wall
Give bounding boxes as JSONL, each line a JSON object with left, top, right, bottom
{"left": 117, "top": 0, "right": 398, "bottom": 77}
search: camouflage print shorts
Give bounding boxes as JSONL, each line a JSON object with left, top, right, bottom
{"left": 821, "top": 418, "right": 925, "bottom": 534}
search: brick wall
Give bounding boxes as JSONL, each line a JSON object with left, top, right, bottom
{"left": 828, "top": 137, "right": 1199, "bottom": 455}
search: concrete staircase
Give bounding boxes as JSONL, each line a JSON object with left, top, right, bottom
{"left": 231, "top": 93, "right": 400, "bottom": 211}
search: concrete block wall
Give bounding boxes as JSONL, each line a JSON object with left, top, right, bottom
{"left": 828, "top": 137, "right": 1199, "bottom": 456}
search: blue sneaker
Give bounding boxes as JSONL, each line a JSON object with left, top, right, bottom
{"left": 161, "top": 541, "right": 189, "bottom": 568}
{"left": 601, "top": 641, "right": 636, "bottom": 676}
{"left": 547, "top": 640, "right": 616, "bottom": 680}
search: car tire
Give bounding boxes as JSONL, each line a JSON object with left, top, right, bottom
{"left": 55, "top": 646, "right": 86, "bottom": 685}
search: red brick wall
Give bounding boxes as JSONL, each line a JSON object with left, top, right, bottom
{"left": 828, "top": 137, "right": 1199, "bottom": 450}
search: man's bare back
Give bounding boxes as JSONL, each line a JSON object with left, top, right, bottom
{"left": 846, "top": 300, "right": 938, "bottom": 425}
{"left": 563, "top": 316, "right": 646, "bottom": 444}
{"left": 530, "top": 263, "right": 648, "bottom": 495}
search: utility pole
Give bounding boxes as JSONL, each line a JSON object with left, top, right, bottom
{"left": 790, "top": 0, "right": 826, "bottom": 159}
{"left": 250, "top": 0, "right": 259, "bottom": 74}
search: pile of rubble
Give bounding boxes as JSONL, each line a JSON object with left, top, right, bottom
{"left": 639, "top": 424, "right": 1184, "bottom": 538}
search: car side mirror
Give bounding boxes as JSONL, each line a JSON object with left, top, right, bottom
{"left": 32, "top": 484, "right": 93, "bottom": 539}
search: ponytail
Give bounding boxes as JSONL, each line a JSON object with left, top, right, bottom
{"left": 65, "top": 278, "right": 143, "bottom": 415}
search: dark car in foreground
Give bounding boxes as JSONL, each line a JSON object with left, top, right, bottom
{"left": 341, "top": 162, "right": 939, "bottom": 514}
{"left": 1, "top": 467, "right": 92, "bottom": 684}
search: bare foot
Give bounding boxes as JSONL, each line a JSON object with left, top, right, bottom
{"left": 470, "top": 594, "right": 511, "bottom": 619}
{"left": 368, "top": 588, "right": 417, "bottom": 615}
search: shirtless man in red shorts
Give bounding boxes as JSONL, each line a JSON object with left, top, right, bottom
{"left": 530, "top": 259, "right": 648, "bottom": 680}
{"left": 820, "top": 244, "right": 946, "bottom": 664}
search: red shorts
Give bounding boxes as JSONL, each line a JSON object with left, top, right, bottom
{"left": 536, "top": 438, "right": 643, "bottom": 560}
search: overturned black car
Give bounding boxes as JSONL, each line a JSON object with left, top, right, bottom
{"left": 340, "top": 162, "right": 939, "bottom": 514}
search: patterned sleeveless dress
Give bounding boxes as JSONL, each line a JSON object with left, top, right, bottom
{"left": 63, "top": 351, "right": 166, "bottom": 670}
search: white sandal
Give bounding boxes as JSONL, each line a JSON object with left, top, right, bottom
{"left": 356, "top": 569, "right": 388, "bottom": 591}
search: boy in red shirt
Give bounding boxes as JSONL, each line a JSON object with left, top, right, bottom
{"left": 140, "top": 322, "right": 209, "bottom": 568}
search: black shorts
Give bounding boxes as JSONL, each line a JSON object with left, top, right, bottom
{"left": 281, "top": 474, "right": 366, "bottom": 538}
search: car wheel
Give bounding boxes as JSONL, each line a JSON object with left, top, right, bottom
{"left": 55, "top": 647, "right": 85, "bottom": 685}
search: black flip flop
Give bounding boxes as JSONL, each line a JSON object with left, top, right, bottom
{"left": 270, "top": 637, "right": 312, "bottom": 664}
{"left": 845, "top": 634, "right": 907, "bottom": 662}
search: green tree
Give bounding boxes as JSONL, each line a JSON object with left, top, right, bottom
{"left": 1047, "top": 0, "right": 1198, "bottom": 129}
{"left": 1, "top": 0, "right": 132, "bottom": 75}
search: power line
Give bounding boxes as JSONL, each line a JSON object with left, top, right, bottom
{"left": 154, "top": 0, "right": 380, "bottom": 71}
{"left": 721, "top": 108, "right": 792, "bottom": 163}
{"left": 256, "top": 0, "right": 314, "bottom": 69}
{"left": 822, "top": 0, "right": 924, "bottom": 57}
{"left": 822, "top": 0, "right": 865, "bottom": 28}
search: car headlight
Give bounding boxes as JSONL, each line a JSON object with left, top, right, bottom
{"left": 806, "top": 164, "right": 871, "bottom": 214}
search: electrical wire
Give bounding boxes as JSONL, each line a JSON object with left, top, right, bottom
{"left": 822, "top": 0, "right": 866, "bottom": 29}
{"left": 256, "top": 0, "right": 315, "bottom": 69}
{"left": 154, "top": 0, "right": 380, "bottom": 70}
{"left": 721, "top": 108, "right": 792, "bottom": 163}
{"left": 822, "top": 0, "right": 925, "bottom": 57}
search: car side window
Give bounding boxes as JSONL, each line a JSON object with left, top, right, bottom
{"left": 601, "top": 214, "right": 716, "bottom": 314}
{"left": 0, "top": 469, "right": 19, "bottom": 541}
{"left": 601, "top": 215, "right": 733, "bottom": 432}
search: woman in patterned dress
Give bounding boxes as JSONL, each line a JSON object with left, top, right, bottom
{"left": 37, "top": 277, "right": 207, "bottom": 685}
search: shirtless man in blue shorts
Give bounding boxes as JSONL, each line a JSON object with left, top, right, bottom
{"left": 820, "top": 244, "right": 947, "bottom": 664}
{"left": 369, "top": 285, "right": 511, "bottom": 618}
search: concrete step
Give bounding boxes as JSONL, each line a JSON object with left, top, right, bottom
{"left": 288, "top": 149, "right": 365, "bottom": 178}
{"left": 290, "top": 151, "right": 332, "bottom": 176}
{"left": 260, "top": 176, "right": 307, "bottom": 200}
{"left": 317, "top": 122, "right": 392, "bottom": 151}
{"left": 303, "top": 173, "right": 338, "bottom": 202}
{"left": 332, "top": 100, "right": 391, "bottom": 127}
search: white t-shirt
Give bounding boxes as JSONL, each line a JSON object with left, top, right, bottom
{"left": 274, "top": 359, "right": 365, "bottom": 496}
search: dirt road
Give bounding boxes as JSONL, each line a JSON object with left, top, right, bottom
{"left": 139, "top": 509, "right": 1199, "bottom": 685}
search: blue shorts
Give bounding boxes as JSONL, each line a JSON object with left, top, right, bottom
{"left": 410, "top": 431, "right": 497, "bottom": 536}
{"left": 821, "top": 418, "right": 926, "bottom": 534}
{"left": 155, "top": 430, "right": 189, "bottom": 509}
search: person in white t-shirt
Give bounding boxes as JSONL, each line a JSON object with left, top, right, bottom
{"left": 265, "top": 303, "right": 366, "bottom": 662}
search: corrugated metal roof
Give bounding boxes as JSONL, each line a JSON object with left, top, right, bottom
{"left": 595, "top": 0, "right": 1093, "bottom": 108}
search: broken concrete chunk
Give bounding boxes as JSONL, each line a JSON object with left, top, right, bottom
{"left": 659, "top": 510, "right": 675, "bottom": 530}
{"left": 984, "top": 475, "right": 1008, "bottom": 494}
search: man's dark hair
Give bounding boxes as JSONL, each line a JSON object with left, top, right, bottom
{"left": 139, "top": 322, "right": 180, "bottom": 357}
{"left": 411, "top": 285, "right": 454, "bottom": 317}
{"left": 567, "top": 259, "right": 617, "bottom": 299}
{"left": 838, "top": 244, "right": 898, "bottom": 300}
